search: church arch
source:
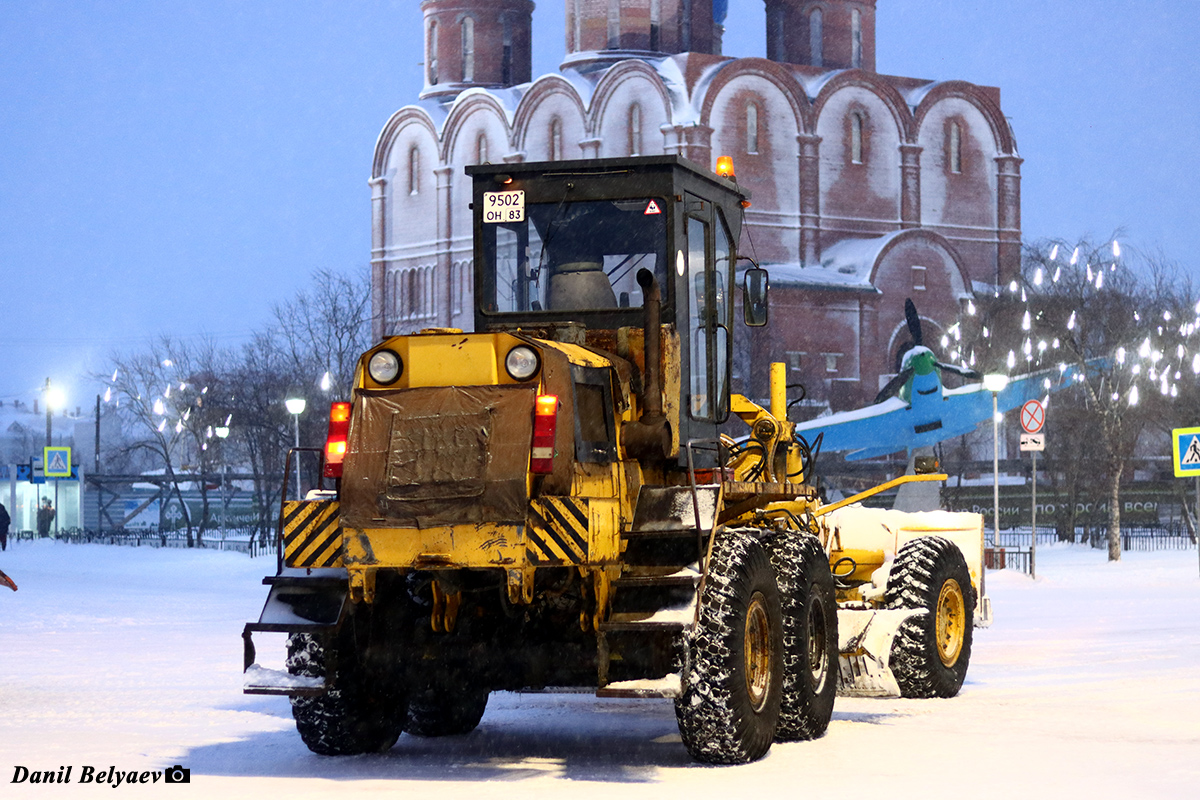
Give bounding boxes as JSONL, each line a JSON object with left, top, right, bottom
{"left": 511, "top": 75, "right": 589, "bottom": 160}
{"left": 814, "top": 73, "right": 911, "bottom": 231}
{"left": 589, "top": 59, "right": 673, "bottom": 158}
{"left": 916, "top": 89, "right": 1003, "bottom": 232}
{"left": 701, "top": 60, "right": 809, "bottom": 264}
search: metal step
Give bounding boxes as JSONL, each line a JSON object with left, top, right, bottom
{"left": 612, "top": 572, "right": 699, "bottom": 588}
{"left": 598, "top": 607, "right": 693, "bottom": 632}
{"left": 621, "top": 526, "right": 700, "bottom": 539}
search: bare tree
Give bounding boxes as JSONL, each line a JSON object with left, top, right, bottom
{"left": 99, "top": 266, "right": 374, "bottom": 547}
{"left": 1006, "top": 239, "right": 1189, "bottom": 559}
{"left": 103, "top": 337, "right": 229, "bottom": 546}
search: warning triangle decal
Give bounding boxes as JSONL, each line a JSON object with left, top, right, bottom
{"left": 1184, "top": 436, "right": 1200, "bottom": 465}
{"left": 644, "top": 199, "right": 662, "bottom": 215}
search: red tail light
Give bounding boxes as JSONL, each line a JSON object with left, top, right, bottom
{"left": 530, "top": 394, "right": 558, "bottom": 474}
{"left": 323, "top": 401, "right": 351, "bottom": 478}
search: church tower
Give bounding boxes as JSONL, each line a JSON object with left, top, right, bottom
{"left": 563, "top": 0, "right": 726, "bottom": 69}
{"left": 764, "top": 0, "right": 876, "bottom": 71}
{"left": 420, "top": 0, "right": 534, "bottom": 99}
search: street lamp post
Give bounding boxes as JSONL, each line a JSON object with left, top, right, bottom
{"left": 285, "top": 397, "right": 306, "bottom": 501}
{"left": 43, "top": 379, "right": 67, "bottom": 537}
{"left": 44, "top": 378, "right": 66, "bottom": 448}
{"left": 215, "top": 426, "right": 229, "bottom": 539}
{"left": 982, "top": 374, "right": 1010, "bottom": 577}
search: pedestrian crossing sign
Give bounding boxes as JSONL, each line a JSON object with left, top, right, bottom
{"left": 44, "top": 446, "right": 72, "bottom": 478}
{"left": 1171, "top": 427, "right": 1200, "bottom": 477}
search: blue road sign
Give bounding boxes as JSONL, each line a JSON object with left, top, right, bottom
{"left": 1171, "top": 427, "right": 1200, "bottom": 477}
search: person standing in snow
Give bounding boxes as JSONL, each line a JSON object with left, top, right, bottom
{"left": 0, "top": 501, "right": 9, "bottom": 550}
{"left": 36, "top": 498, "right": 54, "bottom": 538}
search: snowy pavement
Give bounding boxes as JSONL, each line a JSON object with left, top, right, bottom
{"left": 2, "top": 539, "right": 1198, "bottom": 798}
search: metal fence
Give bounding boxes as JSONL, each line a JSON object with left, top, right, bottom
{"left": 10, "top": 527, "right": 276, "bottom": 558}
{"left": 982, "top": 524, "right": 1197, "bottom": 575}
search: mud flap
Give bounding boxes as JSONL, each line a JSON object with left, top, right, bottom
{"left": 976, "top": 595, "right": 993, "bottom": 629}
{"left": 835, "top": 608, "right": 924, "bottom": 698}
{"left": 242, "top": 572, "right": 348, "bottom": 696}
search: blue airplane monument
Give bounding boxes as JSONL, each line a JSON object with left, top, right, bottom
{"left": 792, "top": 299, "right": 1087, "bottom": 510}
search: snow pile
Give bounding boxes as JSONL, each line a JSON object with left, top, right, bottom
{"left": 243, "top": 664, "right": 323, "bottom": 692}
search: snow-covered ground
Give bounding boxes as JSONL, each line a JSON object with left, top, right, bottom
{"left": 2, "top": 539, "right": 1198, "bottom": 798}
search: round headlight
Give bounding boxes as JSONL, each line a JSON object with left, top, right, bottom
{"left": 505, "top": 346, "right": 540, "bottom": 381}
{"left": 367, "top": 349, "right": 402, "bottom": 384}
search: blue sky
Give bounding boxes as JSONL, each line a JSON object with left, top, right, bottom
{"left": 2, "top": 0, "right": 1197, "bottom": 409}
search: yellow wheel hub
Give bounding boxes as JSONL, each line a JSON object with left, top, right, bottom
{"left": 744, "top": 593, "right": 772, "bottom": 712}
{"left": 935, "top": 579, "right": 966, "bottom": 667}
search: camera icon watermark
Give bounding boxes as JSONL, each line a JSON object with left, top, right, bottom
{"left": 164, "top": 765, "right": 191, "bottom": 784}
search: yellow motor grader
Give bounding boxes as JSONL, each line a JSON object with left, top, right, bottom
{"left": 242, "top": 154, "right": 987, "bottom": 764}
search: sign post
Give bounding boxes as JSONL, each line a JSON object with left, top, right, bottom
{"left": 1020, "top": 400, "right": 1046, "bottom": 579}
{"left": 1170, "top": 426, "right": 1200, "bottom": 577}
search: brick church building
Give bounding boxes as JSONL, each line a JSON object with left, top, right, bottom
{"left": 370, "top": 0, "right": 1021, "bottom": 410}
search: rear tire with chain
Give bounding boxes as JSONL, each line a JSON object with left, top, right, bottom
{"left": 885, "top": 536, "right": 975, "bottom": 698}
{"left": 676, "top": 529, "right": 784, "bottom": 764}
{"left": 406, "top": 684, "right": 489, "bottom": 736}
{"left": 287, "top": 632, "right": 406, "bottom": 755}
{"left": 770, "top": 531, "right": 837, "bottom": 741}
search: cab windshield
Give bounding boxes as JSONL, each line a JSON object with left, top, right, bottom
{"left": 480, "top": 198, "right": 667, "bottom": 314}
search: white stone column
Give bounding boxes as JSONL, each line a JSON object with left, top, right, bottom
{"left": 369, "top": 177, "right": 388, "bottom": 340}
{"left": 435, "top": 165, "right": 455, "bottom": 327}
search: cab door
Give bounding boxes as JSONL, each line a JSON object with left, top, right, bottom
{"left": 684, "top": 200, "right": 734, "bottom": 427}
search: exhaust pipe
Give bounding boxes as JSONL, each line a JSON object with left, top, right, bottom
{"left": 622, "top": 269, "right": 672, "bottom": 460}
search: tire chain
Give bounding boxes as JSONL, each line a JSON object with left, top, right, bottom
{"left": 286, "top": 633, "right": 403, "bottom": 755}
{"left": 768, "top": 530, "right": 836, "bottom": 741}
{"left": 884, "top": 536, "right": 976, "bottom": 698}
{"left": 676, "top": 529, "right": 778, "bottom": 763}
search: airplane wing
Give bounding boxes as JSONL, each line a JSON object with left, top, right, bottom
{"left": 792, "top": 362, "right": 1090, "bottom": 461}
{"left": 793, "top": 397, "right": 913, "bottom": 459}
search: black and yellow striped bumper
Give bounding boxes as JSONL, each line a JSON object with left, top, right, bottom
{"left": 282, "top": 500, "right": 344, "bottom": 568}
{"left": 526, "top": 497, "right": 592, "bottom": 564}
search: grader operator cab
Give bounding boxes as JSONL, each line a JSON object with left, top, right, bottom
{"left": 243, "top": 155, "right": 987, "bottom": 764}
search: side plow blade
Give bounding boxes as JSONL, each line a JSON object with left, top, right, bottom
{"left": 835, "top": 609, "right": 923, "bottom": 697}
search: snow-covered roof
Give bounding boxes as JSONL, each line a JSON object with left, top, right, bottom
{"left": 763, "top": 232, "right": 911, "bottom": 291}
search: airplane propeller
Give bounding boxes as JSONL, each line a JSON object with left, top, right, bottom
{"left": 875, "top": 298, "right": 982, "bottom": 404}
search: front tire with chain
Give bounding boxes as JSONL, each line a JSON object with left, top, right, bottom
{"left": 287, "top": 632, "right": 406, "bottom": 755}
{"left": 676, "top": 530, "right": 784, "bottom": 764}
{"left": 885, "top": 536, "right": 976, "bottom": 698}
{"left": 770, "top": 531, "right": 837, "bottom": 741}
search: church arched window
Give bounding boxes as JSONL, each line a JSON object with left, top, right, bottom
{"left": 850, "top": 112, "right": 864, "bottom": 164}
{"left": 408, "top": 147, "right": 420, "bottom": 195}
{"left": 461, "top": 16, "right": 475, "bottom": 82}
{"left": 502, "top": 18, "right": 514, "bottom": 84}
{"left": 389, "top": 270, "right": 400, "bottom": 327}
{"left": 809, "top": 8, "right": 823, "bottom": 67}
{"left": 477, "top": 132, "right": 489, "bottom": 164}
{"left": 572, "top": 0, "right": 583, "bottom": 51}
{"left": 428, "top": 21, "right": 439, "bottom": 85}
{"left": 650, "top": 0, "right": 661, "bottom": 50}
{"left": 851, "top": 9, "right": 863, "bottom": 68}
{"left": 949, "top": 121, "right": 962, "bottom": 174}
{"left": 550, "top": 117, "right": 563, "bottom": 161}
{"left": 746, "top": 102, "right": 759, "bottom": 155}
{"left": 628, "top": 104, "right": 642, "bottom": 156}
